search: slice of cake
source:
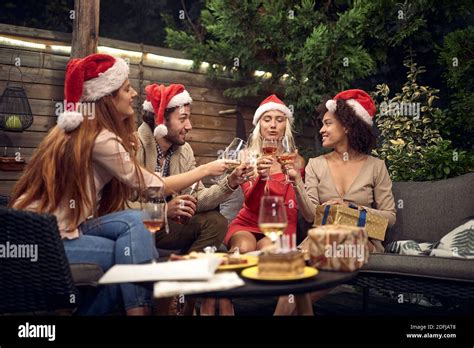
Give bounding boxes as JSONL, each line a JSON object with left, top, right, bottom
{"left": 258, "top": 251, "right": 305, "bottom": 277}
{"left": 221, "top": 248, "right": 248, "bottom": 265}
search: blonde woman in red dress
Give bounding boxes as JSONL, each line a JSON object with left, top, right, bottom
{"left": 224, "top": 95, "right": 305, "bottom": 252}
{"left": 200, "top": 95, "right": 305, "bottom": 315}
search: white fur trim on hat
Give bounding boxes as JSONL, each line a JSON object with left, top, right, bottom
{"left": 81, "top": 58, "right": 129, "bottom": 102}
{"left": 154, "top": 124, "right": 168, "bottom": 139}
{"left": 346, "top": 99, "right": 373, "bottom": 126}
{"left": 325, "top": 100, "right": 337, "bottom": 113}
{"left": 167, "top": 90, "right": 192, "bottom": 109}
{"left": 253, "top": 102, "right": 293, "bottom": 126}
{"left": 57, "top": 111, "right": 84, "bottom": 132}
{"left": 142, "top": 100, "right": 154, "bottom": 113}
{"left": 325, "top": 99, "right": 373, "bottom": 126}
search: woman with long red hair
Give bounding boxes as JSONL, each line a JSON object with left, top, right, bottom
{"left": 9, "top": 53, "right": 228, "bottom": 315}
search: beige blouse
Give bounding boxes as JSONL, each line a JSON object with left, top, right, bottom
{"left": 13, "top": 129, "right": 164, "bottom": 239}
{"left": 294, "top": 155, "right": 396, "bottom": 228}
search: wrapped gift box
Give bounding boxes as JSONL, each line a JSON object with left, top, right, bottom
{"left": 308, "top": 224, "right": 369, "bottom": 272}
{"left": 314, "top": 204, "right": 388, "bottom": 241}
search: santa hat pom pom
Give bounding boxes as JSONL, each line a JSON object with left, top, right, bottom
{"left": 154, "top": 124, "right": 168, "bottom": 139}
{"left": 142, "top": 100, "right": 154, "bottom": 113}
{"left": 326, "top": 100, "right": 337, "bottom": 113}
{"left": 57, "top": 111, "right": 84, "bottom": 132}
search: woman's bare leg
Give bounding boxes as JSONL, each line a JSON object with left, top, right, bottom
{"left": 274, "top": 288, "right": 335, "bottom": 315}
{"left": 228, "top": 231, "right": 258, "bottom": 254}
{"left": 200, "top": 298, "right": 216, "bottom": 316}
{"left": 274, "top": 295, "right": 297, "bottom": 316}
{"left": 201, "top": 231, "right": 257, "bottom": 316}
{"left": 127, "top": 306, "right": 152, "bottom": 316}
{"left": 256, "top": 236, "right": 272, "bottom": 251}
{"left": 218, "top": 299, "right": 235, "bottom": 316}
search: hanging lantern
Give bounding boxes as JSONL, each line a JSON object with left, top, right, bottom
{"left": 0, "top": 66, "right": 34, "bottom": 132}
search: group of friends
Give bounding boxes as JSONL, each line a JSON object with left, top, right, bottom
{"left": 9, "top": 53, "right": 396, "bottom": 316}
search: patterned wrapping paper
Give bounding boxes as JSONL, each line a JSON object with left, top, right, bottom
{"left": 308, "top": 224, "right": 369, "bottom": 272}
{"left": 314, "top": 204, "right": 388, "bottom": 241}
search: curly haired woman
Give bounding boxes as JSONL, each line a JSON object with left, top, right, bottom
{"left": 274, "top": 89, "right": 396, "bottom": 315}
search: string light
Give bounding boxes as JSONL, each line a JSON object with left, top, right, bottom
{"left": 0, "top": 35, "right": 272, "bottom": 78}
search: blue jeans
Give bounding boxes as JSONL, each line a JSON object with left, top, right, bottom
{"left": 63, "top": 210, "right": 158, "bottom": 315}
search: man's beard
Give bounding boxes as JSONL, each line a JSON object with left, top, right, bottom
{"left": 164, "top": 129, "right": 186, "bottom": 146}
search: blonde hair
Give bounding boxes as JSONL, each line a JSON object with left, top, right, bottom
{"left": 247, "top": 117, "right": 296, "bottom": 153}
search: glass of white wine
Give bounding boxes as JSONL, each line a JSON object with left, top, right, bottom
{"left": 209, "top": 138, "right": 247, "bottom": 185}
{"left": 258, "top": 196, "right": 288, "bottom": 246}
{"left": 222, "top": 138, "right": 246, "bottom": 171}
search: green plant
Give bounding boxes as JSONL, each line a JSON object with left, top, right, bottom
{"left": 436, "top": 26, "right": 474, "bottom": 150}
{"left": 166, "top": 0, "right": 377, "bottom": 131}
{"left": 372, "top": 59, "right": 472, "bottom": 181}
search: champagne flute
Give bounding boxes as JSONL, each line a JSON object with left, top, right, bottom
{"left": 258, "top": 196, "right": 288, "bottom": 246}
{"left": 141, "top": 186, "right": 166, "bottom": 262}
{"left": 261, "top": 138, "right": 277, "bottom": 181}
{"left": 276, "top": 135, "right": 298, "bottom": 184}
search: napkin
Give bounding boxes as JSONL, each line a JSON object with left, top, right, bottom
{"left": 99, "top": 257, "right": 222, "bottom": 284}
{"left": 154, "top": 272, "right": 245, "bottom": 298}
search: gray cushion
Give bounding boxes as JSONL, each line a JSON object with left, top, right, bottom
{"left": 70, "top": 263, "right": 103, "bottom": 287}
{"left": 361, "top": 253, "right": 474, "bottom": 282}
{"left": 219, "top": 189, "right": 244, "bottom": 224}
{"left": 387, "top": 173, "right": 474, "bottom": 244}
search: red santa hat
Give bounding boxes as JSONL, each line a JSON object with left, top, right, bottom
{"left": 142, "top": 84, "right": 192, "bottom": 139}
{"left": 253, "top": 94, "right": 293, "bottom": 126}
{"left": 57, "top": 53, "right": 129, "bottom": 132}
{"left": 325, "top": 89, "right": 376, "bottom": 126}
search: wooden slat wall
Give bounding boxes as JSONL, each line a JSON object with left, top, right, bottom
{"left": 0, "top": 24, "right": 314, "bottom": 196}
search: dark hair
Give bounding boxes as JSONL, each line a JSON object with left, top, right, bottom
{"left": 142, "top": 104, "right": 190, "bottom": 130}
{"left": 315, "top": 97, "right": 376, "bottom": 154}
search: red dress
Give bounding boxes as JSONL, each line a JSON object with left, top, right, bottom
{"left": 224, "top": 171, "right": 304, "bottom": 246}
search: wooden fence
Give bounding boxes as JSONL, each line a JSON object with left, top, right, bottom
{"left": 0, "top": 24, "right": 313, "bottom": 196}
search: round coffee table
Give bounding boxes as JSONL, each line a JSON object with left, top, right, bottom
{"left": 188, "top": 269, "right": 358, "bottom": 315}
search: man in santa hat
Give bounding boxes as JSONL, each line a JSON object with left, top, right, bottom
{"left": 129, "top": 83, "right": 254, "bottom": 255}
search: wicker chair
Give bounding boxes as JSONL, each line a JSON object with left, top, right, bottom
{"left": 0, "top": 195, "right": 9, "bottom": 207}
{"left": 352, "top": 172, "right": 474, "bottom": 311}
{"left": 0, "top": 207, "right": 81, "bottom": 313}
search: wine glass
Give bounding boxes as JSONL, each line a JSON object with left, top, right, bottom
{"left": 238, "top": 148, "right": 258, "bottom": 182}
{"left": 258, "top": 196, "right": 288, "bottom": 246}
{"left": 222, "top": 149, "right": 242, "bottom": 171}
{"left": 141, "top": 186, "right": 166, "bottom": 262}
{"left": 276, "top": 135, "right": 298, "bottom": 184}
{"left": 222, "top": 138, "right": 246, "bottom": 169}
{"left": 221, "top": 138, "right": 247, "bottom": 180}
{"left": 261, "top": 138, "right": 277, "bottom": 181}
